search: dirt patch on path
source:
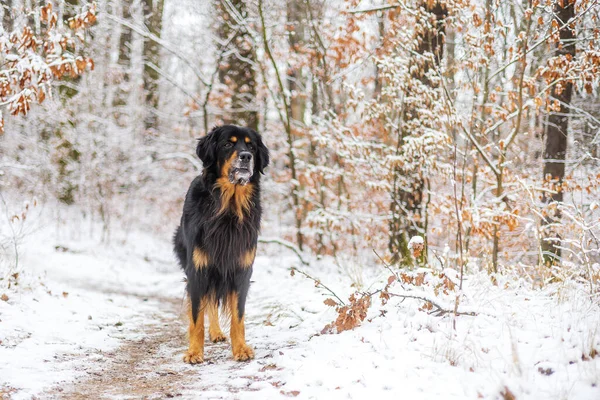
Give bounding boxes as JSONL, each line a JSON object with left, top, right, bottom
{"left": 46, "top": 297, "right": 193, "bottom": 399}
{"left": 44, "top": 295, "right": 289, "bottom": 399}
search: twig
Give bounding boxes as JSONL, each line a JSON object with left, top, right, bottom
{"left": 348, "top": 1, "right": 417, "bottom": 16}
{"left": 156, "top": 152, "right": 203, "bottom": 172}
{"left": 451, "top": 141, "right": 466, "bottom": 329}
{"left": 373, "top": 249, "right": 401, "bottom": 282}
{"left": 430, "top": 249, "right": 446, "bottom": 270}
{"left": 436, "top": 62, "right": 500, "bottom": 177}
{"left": 388, "top": 292, "right": 477, "bottom": 317}
{"left": 348, "top": 4, "right": 400, "bottom": 13}
{"left": 486, "top": 0, "right": 600, "bottom": 83}
{"left": 201, "top": 32, "right": 235, "bottom": 133}
{"left": 290, "top": 266, "right": 346, "bottom": 306}
{"left": 105, "top": 14, "right": 208, "bottom": 86}
{"left": 145, "top": 61, "right": 199, "bottom": 106}
{"left": 358, "top": 286, "right": 477, "bottom": 317}
{"left": 258, "top": 236, "right": 309, "bottom": 266}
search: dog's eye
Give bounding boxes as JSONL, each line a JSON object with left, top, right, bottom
{"left": 247, "top": 143, "right": 255, "bottom": 151}
{"left": 224, "top": 142, "right": 234, "bottom": 148}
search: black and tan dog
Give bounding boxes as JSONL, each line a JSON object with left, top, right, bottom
{"left": 173, "top": 125, "right": 269, "bottom": 363}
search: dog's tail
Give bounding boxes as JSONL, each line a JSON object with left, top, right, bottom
{"left": 173, "top": 225, "right": 186, "bottom": 270}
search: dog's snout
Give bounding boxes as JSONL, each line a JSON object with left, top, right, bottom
{"left": 239, "top": 151, "right": 253, "bottom": 162}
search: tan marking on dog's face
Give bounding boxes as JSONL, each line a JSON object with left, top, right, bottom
{"left": 193, "top": 247, "right": 209, "bottom": 270}
{"left": 230, "top": 136, "right": 238, "bottom": 143}
{"left": 220, "top": 153, "right": 236, "bottom": 179}
{"left": 240, "top": 247, "right": 256, "bottom": 268}
{"left": 244, "top": 136, "right": 250, "bottom": 143}
{"left": 215, "top": 153, "right": 254, "bottom": 222}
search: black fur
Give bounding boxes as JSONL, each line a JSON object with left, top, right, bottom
{"left": 173, "top": 125, "right": 269, "bottom": 323}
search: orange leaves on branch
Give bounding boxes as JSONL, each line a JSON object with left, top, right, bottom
{"left": 40, "top": 3, "right": 58, "bottom": 29}
{"left": 408, "top": 236, "right": 425, "bottom": 258}
{"left": 322, "top": 292, "right": 371, "bottom": 334}
{"left": 319, "top": 268, "right": 467, "bottom": 335}
{"left": 68, "top": 4, "right": 97, "bottom": 31}
{"left": 0, "top": 2, "right": 97, "bottom": 134}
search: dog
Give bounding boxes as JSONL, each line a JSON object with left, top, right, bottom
{"left": 173, "top": 125, "right": 269, "bottom": 363}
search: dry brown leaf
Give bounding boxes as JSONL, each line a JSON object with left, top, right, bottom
{"left": 324, "top": 298, "right": 338, "bottom": 307}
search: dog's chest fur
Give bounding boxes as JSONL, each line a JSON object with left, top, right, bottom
{"left": 194, "top": 179, "right": 261, "bottom": 272}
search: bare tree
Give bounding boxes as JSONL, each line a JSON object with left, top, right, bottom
{"left": 215, "top": 0, "right": 258, "bottom": 131}
{"left": 114, "top": 0, "right": 133, "bottom": 116}
{"left": 541, "top": 0, "right": 576, "bottom": 266}
{"left": 1, "top": 1, "right": 13, "bottom": 32}
{"left": 142, "top": 0, "right": 163, "bottom": 132}
{"left": 286, "top": 0, "right": 307, "bottom": 125}
{"left": 389, "top": 1, "right": 448, "bottom": 265}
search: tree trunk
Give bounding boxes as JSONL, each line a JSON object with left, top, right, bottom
{"left": 113, "top": 0, "right": 132, "bottom": 115}
{"left": 1, "top": 1, "right": 13, "bottom": 32}
{"left": 57, "top": 0, "right": 81, "bottom": 99}
{"left": 541, "top": 0, "right": 575, "bottom": 266}
{"left": 374, "top": 11, "right": 386, "bottom": 98}
{"left": 389, "top": 1, "right": 447, "bottom": 265}
{"left": 287, "top": 0, "right": 307, "bottom": 125}
{"left": 215, "top": 0, "right": 258, "bottom": 131}
{"left": 142, "top": 0, "right": 163, "bottom": 133}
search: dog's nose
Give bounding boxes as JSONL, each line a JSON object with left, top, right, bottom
{"left": 239, "top": 151, "right": 253, "bottom": 162}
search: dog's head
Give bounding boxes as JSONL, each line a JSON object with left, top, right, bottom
{"left": 196, "top": 125, "right": 269, "bottom": 185}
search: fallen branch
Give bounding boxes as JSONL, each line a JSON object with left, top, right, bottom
{"left": 388, "top": 291, "right": 477, "bottom": 317}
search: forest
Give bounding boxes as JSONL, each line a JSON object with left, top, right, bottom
{"left": 1, "top": 0, "right": 599, "bottom": 399}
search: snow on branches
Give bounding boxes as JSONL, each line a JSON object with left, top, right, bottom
{"left": 0, "top": 2, "right": 96, "bottom": 133}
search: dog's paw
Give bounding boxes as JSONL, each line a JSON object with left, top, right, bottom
{"left": 233, "top": 344, "right": 255, "bottom": 361}
{"left": 210, "top": 330, "right": 227, "bottom": 343}
{"left": 183, "top": 350, "right": 204, "bottom": 364}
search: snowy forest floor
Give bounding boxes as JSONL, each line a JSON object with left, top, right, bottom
{"left": 1, "top": 209, "right": 600, "bottom": 400}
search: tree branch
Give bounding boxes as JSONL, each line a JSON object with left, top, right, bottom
{"left": 105, "top": 13, "right": 208, "bottom": 86}
{"left": 348, "top": 2, "right": 417, "bottom": 16}
{"left": 156, "top": 152, "right": 202, "bottom": 171}
{"left": 486, "top": 0, "right": 599, "bottom": 84}
{"left": 388, "top": 292, "right": 477, "bottom": 317}
{"left": 290, "top": 266, "right": 346, "bottom": 306}
{"left": 258, "top": 236, "right": 309, "bottom": 266}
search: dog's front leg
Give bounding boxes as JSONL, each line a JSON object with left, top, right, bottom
{"left": 184, "top": 299, "right": 205, "bottom": 364}
{"left": 228, "top": 292, "right": 254, "bottom": 361}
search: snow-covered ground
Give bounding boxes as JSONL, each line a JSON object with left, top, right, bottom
{"left": 1, "top": 208, "right": 599, "bottom": 399}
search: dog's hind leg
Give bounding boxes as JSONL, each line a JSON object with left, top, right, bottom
{"left": 183, "top": 298, "right": 205, "bottom": 364}
{"left": 227, "top": 292, "right": 254, "bottom": 361}
{"left": 207, "top": 300, "right": 227, "bottom": 343}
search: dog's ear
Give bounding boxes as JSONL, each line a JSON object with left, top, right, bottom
{"left": 255, "top": 133, "right": 270, "bottom": 175}
{"left": 196, "top": 127, "right": 220, "bottom": 168}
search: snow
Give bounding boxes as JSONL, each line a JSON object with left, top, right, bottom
{"left": 1, "top": 210, "right": 599, "bottom": 399}
{"left": 409, "top": 236, "right": 424, "bottom": 245}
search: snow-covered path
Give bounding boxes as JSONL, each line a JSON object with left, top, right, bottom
{"left": 0, "top": 221, "right": 322, "bottom": 399}
{"left": 2, "top": 218, "right": 600, "bottom": 399}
